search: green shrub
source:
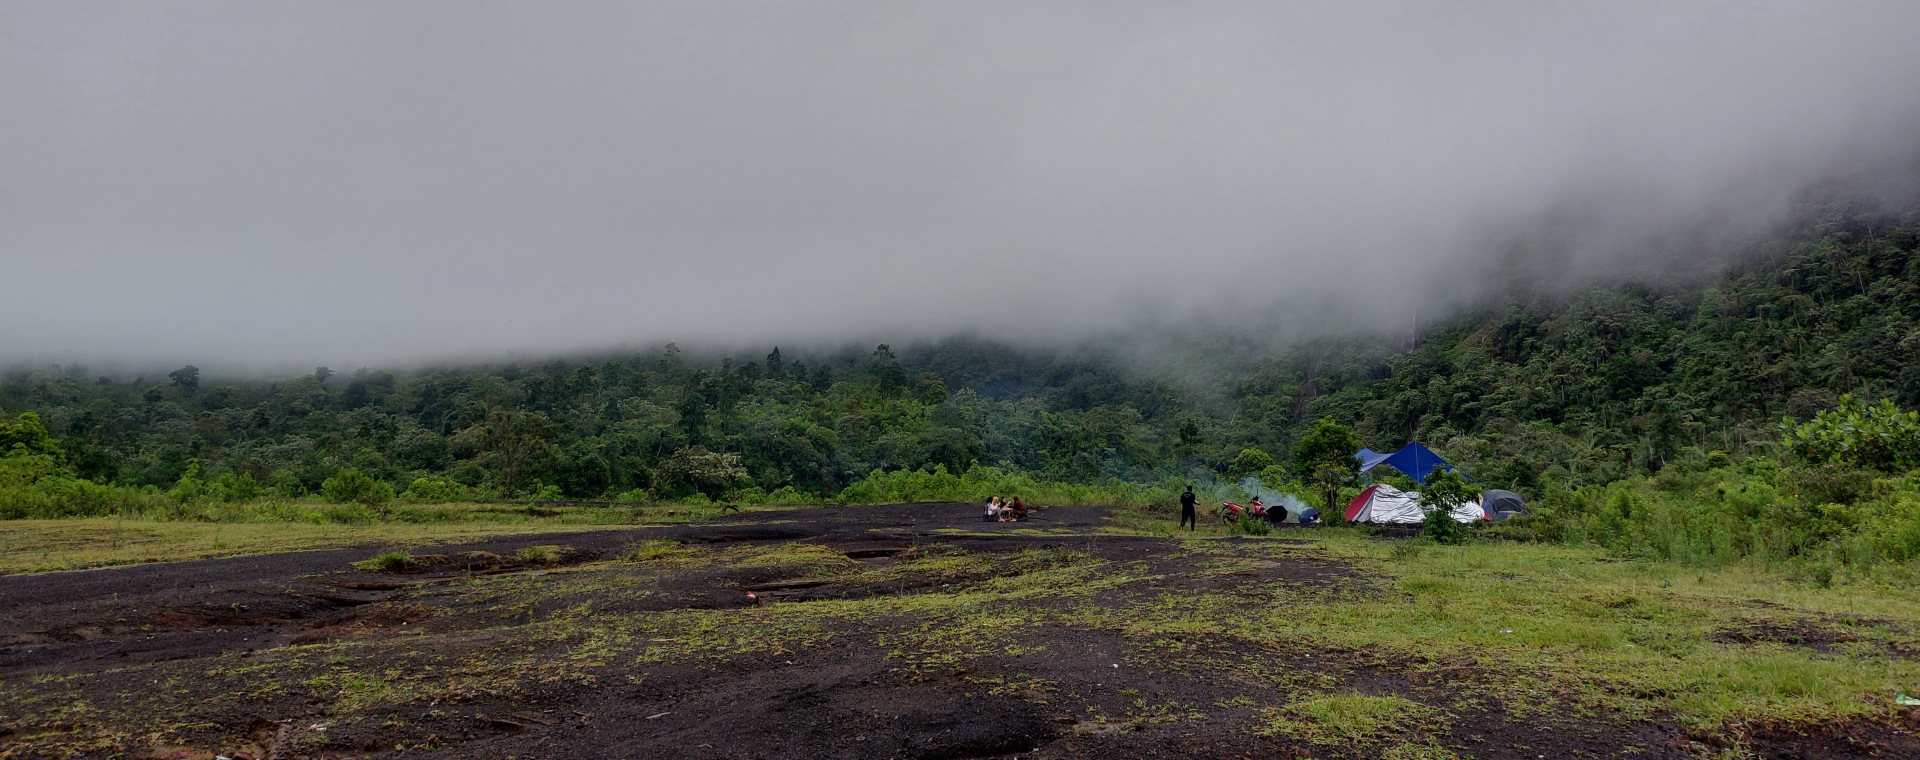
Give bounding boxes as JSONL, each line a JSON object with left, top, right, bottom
{"left": 0, "top": 429, "right": 175, "bottom": 519}
{"left": 1234, "top": 513, "right": 1273, "bottom": 536}
{"left": 0, "top": 447, "right": 63, "bottom": 490}
{"left": 322, "top": 469, "right": 394, "bottom": 508}
{"left": 1421, "top": 507, "right": 1469, "bottom": 545}
{"left": 653, "top": 446, "right": 748, "bottom": 500}
{"left": 1418, "top": 468, "right": 1476, "bottom": 545}
{"left": 401, "top": 476, "right": 472, "bottom": 504}
{"left": 316, "top": 503, "right": 376, "bottom": 524}
{"left": 0, "top": 477, "right": 173, "bottom": 519}
{"left": 353, "top": 550, "right": 415, "bottom": 572}
{"left": 1519, "top": 460, "right": 1920, "bottom": 577}
{"left": 1228, "top": 447, "right": 1275, "bottom": 480}
{"left": 1829, "top": 493, "right": 1920, "bottom": 567}
{"left": 834, "top": 464, "right": 1181, "bottom": 508}
{"left": 1257, "top": 465, "right": 1291, "bottom": 492}
{"left": 210, "top": 471, "right": 264, "bottom": 502}
{"left": 1785, "top": 463, "right": 1874, "bottom": 506}
{"left": 1783, "top": 394, "right": 1920, "bottom": 471}
{"left": 167, "top": 459, "right": 206, "bottom": 503}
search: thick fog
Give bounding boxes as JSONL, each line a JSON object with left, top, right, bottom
{"left": 5, "top": 1, "right": 1920, "bottom": 371}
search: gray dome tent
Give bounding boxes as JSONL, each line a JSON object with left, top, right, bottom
{"left": 1481, "top": 489, "right": 1529, "bottom": 521}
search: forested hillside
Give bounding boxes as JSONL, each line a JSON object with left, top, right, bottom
{"left": 3, "top": 200, "right": 1918, "bottom": 512}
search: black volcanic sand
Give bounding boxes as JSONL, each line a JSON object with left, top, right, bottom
{"left": 2, "top": 502, "right": 1912, "bottom": 759}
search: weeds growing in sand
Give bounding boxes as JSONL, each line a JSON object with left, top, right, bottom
{"left": 620, "top": 539, "right": 685, "bottom": 562}
{"left": 353, "top": 550, "right": 415, "bottom": 572}
{"left": 1257, "top": 694, "right": 1444, "bottom": 750}
{"left": 514, "top": 544, "right": 569, "bottom": 565}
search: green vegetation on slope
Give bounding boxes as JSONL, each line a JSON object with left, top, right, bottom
{"left": 3, "top": 197, "right": 1920, "bottom": 577}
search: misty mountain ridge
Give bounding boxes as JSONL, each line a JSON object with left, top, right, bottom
{"left": 3, "top": 193, "right": 1916, "bottom": 502}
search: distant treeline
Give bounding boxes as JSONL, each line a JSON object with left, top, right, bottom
{"left": 4, "top": 197, "right": 1920, "bottom": 575}
{"left": 7, "top": 201, "right": 1917, "bottom": 501}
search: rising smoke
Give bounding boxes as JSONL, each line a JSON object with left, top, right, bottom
{"left": 1238, "top": 477, "right": 1314, "bottom": 523}
{"left": 4, "top": 2, "right": 1920, "bottom": 371}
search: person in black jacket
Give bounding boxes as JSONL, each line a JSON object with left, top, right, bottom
{"left": 1179, "top": 485, "right": 1197, "bottom": 531}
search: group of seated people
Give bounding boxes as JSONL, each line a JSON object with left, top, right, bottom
{"left": 984, "top": 496, "right": 1028, "bottom": 522}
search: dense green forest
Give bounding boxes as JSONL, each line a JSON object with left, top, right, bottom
{"left": 5, "top": 197, "right": 1920, "bottom": 576}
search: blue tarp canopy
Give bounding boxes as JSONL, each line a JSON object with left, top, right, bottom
{"left": 1354, "top": 448, "right": 1392, "bottom": 472}
{"left": 1352, "top": 442, "right": 1464, "bottom": 483}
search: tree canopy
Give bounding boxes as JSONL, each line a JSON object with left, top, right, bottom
{"left": 2, "top": 197, "right": 1918, "bottom": 510}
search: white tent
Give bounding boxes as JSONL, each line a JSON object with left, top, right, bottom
{"left": 1344, "top": 484, "right": 1425, "bottom": 523}
{"left": 1447, "top": 499, "right": 1487, "bottom": 523}
{"left": 1345, "top": 484, "right": 1488, "bottom": 524}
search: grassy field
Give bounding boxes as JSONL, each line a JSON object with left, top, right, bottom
{"left": 1202, "top": 534, "right": 1920, "bottom": 730}
{"left": 0, "top": 502, "right": 770, "bottom": 574}
{"left": 2, "top": 505, "right": 1916, "bottom": 757}
{"left": 0, "top": 501, "right": 1233, "bottom": 575}
{"left": 579, "top": 529, "right": 1920, "bottom": 734}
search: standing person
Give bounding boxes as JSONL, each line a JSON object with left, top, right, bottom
{"left": 1179, "top": 485, "right": 1197, "bottom": 531}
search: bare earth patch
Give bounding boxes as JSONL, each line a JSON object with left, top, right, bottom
{"left": 2, "top": 503, "right": 1916, "bottom": 758}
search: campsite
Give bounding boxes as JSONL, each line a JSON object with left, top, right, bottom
{"left": 1342, "top": 443, "right": 1526, "bottom": 527}
{"left": 9, "top": 3, "right": 1920, "bottom": 758}
{"left": 4, "top": 495, "right": 1918, "bottom": 759}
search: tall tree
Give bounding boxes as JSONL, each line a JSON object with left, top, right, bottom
{"left": 766, "top": 347, "right": 786, "bottom": 380}
{"left": 168, "top": 365, "right": 200, "bottom": 393}
{"left": 472, "top": 410, "right": 560, "bottom": 497}
{"left": 1293, "top": 417, "right": 1361, "bottom": 516}
{"left": 869, "top": 344, "right": 906, "bottom": 394}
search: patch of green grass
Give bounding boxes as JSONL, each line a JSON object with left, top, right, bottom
{"left": 1089, "top": 534, "right": 1920, "bottom": 731}
{"left": 0, "top": 501, "right": 838, "bottom": 574}
{"left": 1258, "top": 694, "right": 1443, "bottom": 749}
{"left": 1668, "top": 650, "right": 1904, "bottom": 724}
{"left": 1380, "top": 741, "right": 1464, "bottom": 760}
{"left": 460, "top": 550, "right": 503, "bottom": 566}
{"left": 305, "top": 671, "right": 392, "bottom": 715}
{"left": 619, "top": 539, "right": 685, "bottom": 562}
{"left": 727, "top": 542, "right": 860, "bottom": 571}
{"left": 0, "top": 519, "right": 619, "bottom": 574}
{"left": 352, "top": 550, "right": 416, "bottom": 572}
{"left": 514, "top": 544, "right": 570, "bottom": 565}
{"left": 6, "top": 513, "right": 1917, "bottom": 756}
{"left": 1386, "top": 541, "right": 1425, "bottom": 562}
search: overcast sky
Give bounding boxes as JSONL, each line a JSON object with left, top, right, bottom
{"left": 5, "top": 1, "right": 1920, "bottom": 371}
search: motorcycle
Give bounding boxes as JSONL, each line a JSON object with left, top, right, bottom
{"left": 1220, "top": 497, "right": 1288, "bottom": 525}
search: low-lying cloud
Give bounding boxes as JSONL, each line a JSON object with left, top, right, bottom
{"left": 5, "top": 1, "right": 1919, "bottom": 371}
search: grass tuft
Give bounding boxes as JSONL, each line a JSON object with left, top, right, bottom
{"left": 1258, "top": 694, "right": 1442, "bottom": 750}
{"left": 619, "top": 539, "right": 684, "bottom": 562}
{"left": 514, "top": 544, "right": 569, "bottom": 565}
{"left": 353, "top": 550, "right": 415, "bottom": 572}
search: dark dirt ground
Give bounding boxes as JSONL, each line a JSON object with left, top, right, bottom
{"left": 2, "top": 503, "right": 1914, "bottom": 759}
